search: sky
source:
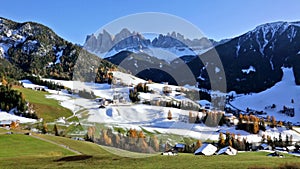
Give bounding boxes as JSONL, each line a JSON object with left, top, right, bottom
{"left": 1, "top": 0, "right": 300, "bottom": 44}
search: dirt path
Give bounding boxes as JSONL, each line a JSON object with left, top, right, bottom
{"left": 30, "top": 134, "right": 81, "bottom": 155}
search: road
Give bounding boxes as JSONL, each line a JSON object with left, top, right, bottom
{"left": 30, "top": 134, "right": 82, "bottom": 155}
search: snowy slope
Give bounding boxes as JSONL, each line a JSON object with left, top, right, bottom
{"left": 111, "top": 71, "right": 146, "bottom": 86}
{"left": 0, "top": 111, "right": 37, "bottom": 124}
{"left": 231, "top": 67, "right": 300, "bottom": 123}
{"left": 98, "top": 46, "right": 211, "bottom": 63}
{"left": 23, "top": 69, "right": 300, "bottom": 142}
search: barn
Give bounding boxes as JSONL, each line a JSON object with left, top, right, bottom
{"left": 194, "top": 143, "right": 218, "bottom": 156}
{"left": 217, "top": 146, "right": 237, "bottom": 155}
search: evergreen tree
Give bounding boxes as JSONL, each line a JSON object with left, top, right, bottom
{"left": 271, "top": 116, "right": 277, "bottom": 128}
{"left": 42, "top": 122, "right": 48, "bottom": 134}
{"left": 290, "top": 135, "right": 293, "bottom": 146}
{"left": 218, "top": 133, "right": 225, "bottom": 148}
{"left": 53, "top": 124, "right": 59, "bottom": 136}
{"left": 167, "top": 110, "right": 172, "bottom": 120}
{"left": 225, "top": 132, "right": 231, "bottom": 146}
{"left": 285, "top": 135, "right": 289, "bottom": 146}
{"left": 253, "top": 122, "right": 259, "bottom": 134}
{"left": 195, "top": 140, "right": 202, "bottom": 150}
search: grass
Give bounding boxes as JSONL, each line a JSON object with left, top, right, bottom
{"left": 113, "top": 126, "right": 127, "bottom": 135}
{"left": 0, "top": 127, "right": 9, "bottom": 134}
{"left": 0, "top": 134, "right": 75, "bottom": 158}
{"left": 0, "top": 133, "right": 300, "bottom": 169}
{"left": 13, "top": 86, "right": 73, "bottom": 122}
{"left": 140, "top": 127, "right": 155, "bottom": 136}
{"left": 66, "top": 116, "right": 80, "bottom": 123}
{"left": 33, "top": 134, "right": 111, "bottom": 156}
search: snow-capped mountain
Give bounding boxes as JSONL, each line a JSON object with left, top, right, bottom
{"left": 105, "top": 21, "right": 300, "bottom": 94}
{"left": 2, "top": 16, "right": 300, "bottom": 96}
{"left": 84, "top": 29, "right": 218, "bottom": 63}
{"left": 0, "top": 17, "right": 116, "bottom": 81}
{"left": 211, "top": 21, "right": 300, "bottom": 93}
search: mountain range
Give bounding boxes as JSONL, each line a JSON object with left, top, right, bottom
{"left": 85, "top": 21, "right": 300, "bottom": 94}
{"left": 1, "top": 16, "right": 300, "bottom": 95}
{"left": 84, "top": 28, "right": 225, "bottom": 62}
{"left": 0, "top": 17, "right": 116, "bottom": 82}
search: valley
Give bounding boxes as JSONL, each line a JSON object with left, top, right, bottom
{"left": 1, "top": 13, "right": 300, "bottom": 168}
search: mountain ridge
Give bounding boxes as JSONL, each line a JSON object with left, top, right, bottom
{"left": 100, "top": 21, "right": 300, "bottom": 94}
{"left": 0, "top": 17, "right": 116, "bottom": 83}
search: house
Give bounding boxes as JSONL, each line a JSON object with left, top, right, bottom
{"left": 286, "top": 146, "right": 296, "bottom": 152}
{"left": 275, "top": 147, "right": 286, "bottom": 152}
{"left": 174, "top": 143, "right": 186, "bottom": 152}
{"left": 259, "top": 143, "right": 272, "bottom": 150}
{"left": 267, "top": 151, "right": 284, "bottom": 157}
{"left": 197, "top": 100, "right": 212, "bottom": 110}
{"left": 161, "top": 149, "right": 178, "bottom": 156}
{"left": 279, "top": 106, "right": 295, "bottom": 117}
{"left": 224, "top": 113, "right": 239, "bottom": 125}
{"left": 217, "top": 146, "right": 238, "bottom": 155}
{"left": 194, "top": 143, "right": 218, "bottom": 156}
{"left": 163, "top": 86, "right": 172, "bottom": 95}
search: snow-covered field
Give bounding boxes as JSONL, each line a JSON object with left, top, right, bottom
{"left": 0, "top": 111, "right": 36, "bottom": 124}
{"left": 230, "top": 67, "right": 300, "bottom": 124}
{"left": 4, "top": 68, "right": 299, "bottom": 143}
{"left": 34, "top": 73, "right": 300, "bottom": 142}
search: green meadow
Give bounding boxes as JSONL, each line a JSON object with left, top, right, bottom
{"left": 0, "top": 133, "right": 299, "bottom": 169}
{"left": 13, "top": 86, "right": 72, "bottom": 122}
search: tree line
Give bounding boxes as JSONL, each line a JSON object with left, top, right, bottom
{"left": 0, "top": 84, "right": 38, "bottom": 119}
{"left": 86, "top": 127, "right": 161, "bottom": 153}
{"left": 218, "top": 132, "right": 251, "bottom": 151}
{"left": 24, "top": 76, "right": 66, "bottom": 90}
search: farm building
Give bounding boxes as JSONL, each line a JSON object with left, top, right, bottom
{"left": 258, "top": 143, "right": 272, "bottom": 150}
{"left": 174, "top": 143, "right": 186, "bottom": 152}
{"left": 161, "top": 149, "right": 178, "bottom": 156}
{"left": 194, "top": 143, "right": 218, "bottom": 156}
{"left": 217, "top": 146, "right": 237, "bottom": 155}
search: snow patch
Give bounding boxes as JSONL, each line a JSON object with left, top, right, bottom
{"left": 270, "top": 59, "right": 274, "bottom": 70}
{"left": 55, "top": 50, "right": 63, "bottom": 64}
{"left": 215, "top": 67, "right": 220, "bottom": 73}
{"left": 20, "top": 80, "right": 47, "bottom": 90}
{"left": 96, "top": 46, "right": 211, "bottom": 63}
{"left": 231, "top": 67, "right": 300, "bottom": 123}
{"left": 236, "top": 43, "right": 240, "bottom": 56}
{"left": 0, "top": 111, "right": 36, "bottom": 124}
{"left": 242, "top": 66, "right": 256, "bottom": 74}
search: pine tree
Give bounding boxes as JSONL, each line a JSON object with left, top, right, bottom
{"left": 42, "top": 122, "right": 48, "bottom": 134}
{"left": 138, "top": 131, "right": 145, "bottom": 138}
{"left": 253, "top": 122, "right": 259, "bottom": 134}
{"left": 150, "top": 136, "right": 159, "bottom": 152}
{"left": 10, "top": 121, "right": 17, "bottom": 129}
{"left": 267, "top": 115, "right": 270, "bottom": 122}
{"left": 195, "top": 140, "right": 202, "bottom": 150}
{"left": 285, "top": 135, "right": 289, "bottom": 146}
{"left": 225, "top": 132, "right": 231, "bottom": 146}
{"left": 218, "top": 133, "right": 225, "bottom": 148}
{"left": 271, "top": 116, "right": 277, "bottom": 128}
{"left": 238, "top": 113, "right": 243, "bottom": 125}
{"left": 279, "top": 133, "right": 283, "bottom": 146}
{"left": 167, "top": 110, "right": 172, "bottom": 120}
{"left": 53, "top": 124, "right": 59, "bottom": 136}
{"left": 1, "top": 76, "right": 8, "bottom": 86}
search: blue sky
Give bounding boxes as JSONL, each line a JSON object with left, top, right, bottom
{"left": 1, "top": 0, "right": 300, "bottom": 44}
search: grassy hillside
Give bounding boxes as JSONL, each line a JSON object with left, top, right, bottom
{"left": 0, "top": 133, "right": 299, "bottom": 169}
{"left": 13, "top": 86, "right": 72, "bottom": 122}
{"left": 0, "top": 134, "right": 74, "bottom": 158}
{"left": 0, "top": 128, "right": 8, "bottom": 134}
